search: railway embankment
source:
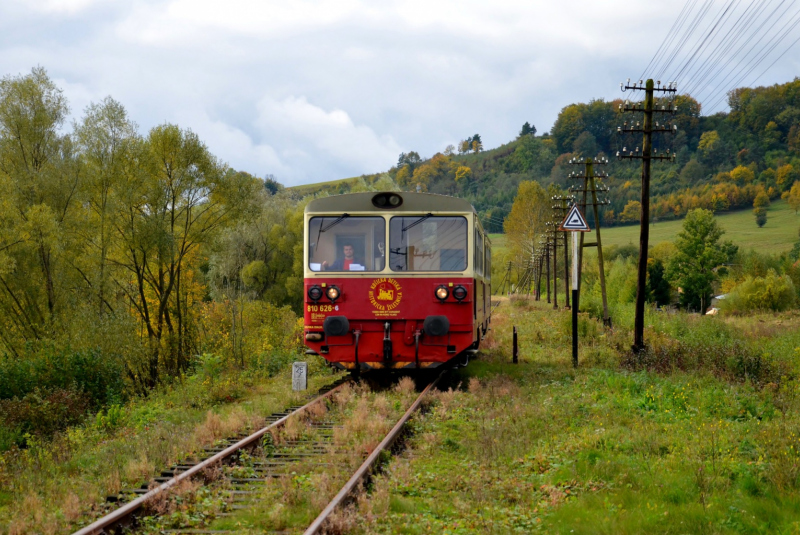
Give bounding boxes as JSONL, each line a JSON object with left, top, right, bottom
{"left": 0, "top": 357, "right": 343, "bottom": 534}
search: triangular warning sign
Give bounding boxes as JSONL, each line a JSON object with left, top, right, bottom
{"left": 559, "top": 204, "right": 590, "bottom": 232}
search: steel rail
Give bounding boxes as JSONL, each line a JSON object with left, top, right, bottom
{"left": 72, "top": 379, "right": 351, "bottom": 535}
{"left": 303, "top": 372, "right": 443, "bottom": 535}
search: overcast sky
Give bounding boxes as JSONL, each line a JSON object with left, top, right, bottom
{"left": 2, "top": 0, "right": 799, "bottom": 186}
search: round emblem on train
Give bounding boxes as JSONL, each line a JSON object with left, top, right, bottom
{"left": 369, "top": 278, "right": 402, "bottom": 312}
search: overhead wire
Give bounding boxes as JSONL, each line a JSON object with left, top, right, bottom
{"left": 680, "top": 0, "right": 762, "bottom": 93}
{"left": 747, "top": 32, "right": 800, "bottom": 90}
{"left": 694, "top": 0, "right": 793, "bottom": 107}
{"left": 682, "top": 0, "right": 770, "bottom": 98}
{"left": 671, "top": 0, "right": 741, "bottom": 82}
{"left": 638, "top": 0, "right": 800, "bottom": 116}
{"left": 704, "top": 3, "right": 800, "bottom": 112}
{"left": 640, "top": 0, "right": 697, "bottom": 80}
{"left": 656, "top": 0, "right": 715, "bottom": 81}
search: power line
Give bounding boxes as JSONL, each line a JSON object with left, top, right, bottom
{"left": 696, "top": 0, "right": 794, "bottom": 108}
{"left": 656, "top": 0, "right": 715, "bottom": 81}
{"left": 640, "top": 0, "right": 697, "bottom": 80}
{"left": 705, "top": 4, "right": 800, "bottom": 112}
{"left": 682, "top": 0, "right": 769, "bottom": 97}
{"left": 671, "top": 0, "right": 741, "bottom": 82}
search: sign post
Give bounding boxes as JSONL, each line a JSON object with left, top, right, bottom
{"left": 559, "top": 204, "right": 590, "bottom": 368}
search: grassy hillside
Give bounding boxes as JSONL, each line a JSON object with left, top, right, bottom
{"left": 491, "top": 198, "right": 800, "bottom": 259}
{"left": 600, "top": 198, "right": 799, "bottom": 252}
{"left": 287, "top": 176, "right": 360, "bottom": 197}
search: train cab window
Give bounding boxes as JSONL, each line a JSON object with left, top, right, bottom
{"left": 389, "top": 216, "right": 467, "bottom": 272}
{"left": 308, "top": 216, "right": 386, "bottom": 272}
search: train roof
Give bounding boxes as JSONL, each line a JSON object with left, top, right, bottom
{"left": 304, "top": 192, "right": 477, "bottom": 214}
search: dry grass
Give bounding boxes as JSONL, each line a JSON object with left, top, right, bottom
{"left": 335, "top": 396, "right": 394, "bottom": 457}
{"left": 306, "top": 399, "right": 329, "bottom": 421}
{"left": 468, "top": 376, "right": 483, "bottom": 394}
{"left": 124, "top": 453, "right": 155, "bottom": 483}
{"left": 321, "top": 503, "right": 360, "bottom": 535}
{"left": 393, "top": 376, "right": 416, "bottom": 396}
{"left": 227, "top": 378, "right": 421, "bottom": 533}
{"left": 144, "top": 478, "right": 201, "bottom": 516}
{"left": 194, "top": 408, "right": 249, "bottom": 446}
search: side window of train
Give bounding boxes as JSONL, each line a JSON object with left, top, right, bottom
{"left": 475, "top": 229, "right": 483, "bottom": 276}
{"left": 389, "top": 216, "right": 467, "bottom": 271}
{"left": 486, "top": 242, "right": 491, "bottom": 281}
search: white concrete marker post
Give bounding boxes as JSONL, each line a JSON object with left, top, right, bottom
{"left": 292, "top": 362, "right": 308, "bottom": 391}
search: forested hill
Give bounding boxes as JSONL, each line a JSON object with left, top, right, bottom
{"left": 291, "top": 77, "right": 800, "bottom": 233}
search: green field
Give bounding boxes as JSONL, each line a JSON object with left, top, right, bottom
{"left": 492, "top": 198, "right": 800, "bottom": 258}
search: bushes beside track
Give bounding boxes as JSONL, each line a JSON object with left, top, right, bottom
{"left": 0, "top": 348, "right": 127, "bottom": 448}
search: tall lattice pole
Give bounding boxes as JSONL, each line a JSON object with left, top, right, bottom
{"left": 618, "top": 78, "right": 677, "bottom": 352}
{"left": 568, "top": 158, "right": 612, "bottom": 326}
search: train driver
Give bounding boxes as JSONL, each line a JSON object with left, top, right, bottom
{"left": 322, "top": 243, "right": 364, "bottom": 271}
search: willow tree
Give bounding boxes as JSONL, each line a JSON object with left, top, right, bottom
{"left": 75, "top": 96, "right": 139, "bottom": 317}
{"left": 0, "top": 67, "right": 78, "bottom": 354}
{"left": 111, "top": 124, "right": 259, "bottom": 384}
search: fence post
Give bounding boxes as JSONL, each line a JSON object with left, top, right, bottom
{"left": 512, "top": 326, "right": 518, "bottom": 364}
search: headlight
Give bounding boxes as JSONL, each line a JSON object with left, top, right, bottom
{"left": 388, "top": 194, "right": 402, "bottom": 206}
{"left": 326, "top": 286, "right": 340, "bottom": 301}
{"left": 435, "top": 285, "right": 449, "bottom": 301}
{"left": 453, "top": 285, "right": 468, "bottom": 301}
{"left": 308, "top": 286, "right": 323, "bottom": 301}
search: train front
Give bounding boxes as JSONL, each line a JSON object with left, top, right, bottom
{"left": 303, "top": 192, "right": 478, "bottom": 370}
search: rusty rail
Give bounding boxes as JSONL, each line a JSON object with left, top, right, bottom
{"left": 72, "top": 379, "right": 351, "bottom": 535}
{"left": 303, "top": 372, "right": 443, "bottom": 535}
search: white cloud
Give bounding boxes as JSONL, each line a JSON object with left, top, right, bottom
{"left": 1, "top": 0, "right": 799, "bottom": 185}
{"left": 253, "top": 96, "right": 401, "bottom": 184}
{"left": 15, "top": 0, "right": 106, "bottom": 14}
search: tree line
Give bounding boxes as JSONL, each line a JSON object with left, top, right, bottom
{"left": 318, "top": 77, "right": 797, "bottom": 233}
{"left": 0, "top": 67, "right": 308, "bottom": 413}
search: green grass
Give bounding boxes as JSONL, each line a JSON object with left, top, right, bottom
{"left": 491, "top": 199, "right": 800, "bottom": 260}
{"left": 602, "top": 199, "right": 800, "bottom": 252}
{"left": 351, "top": 300, "right": 800, "bottom": 534}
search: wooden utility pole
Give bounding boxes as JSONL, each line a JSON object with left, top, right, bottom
{"left": 568, "top": 158, "right": 612, "bottom": 327}
{"left": 544, "top": 239, "right": 551, "bottom": 304}
{"left": 534, "top": 250, "right": 543, "bottom": 301}
{"left": 553, "top": 195, "right": 573, "bottom": 309}
{"left": 547, "top": 223, "right": 558, "bottom": 309}
{"left": 618, "top": 79, "right": 677, "bottom": 353}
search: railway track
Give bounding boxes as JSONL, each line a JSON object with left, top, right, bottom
{"left": 72, "top": 372, "right": 443, "bottom": 535}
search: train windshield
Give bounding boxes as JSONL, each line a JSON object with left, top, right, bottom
{"left": 389, "top": 216, "right": 468, "bottom": 271}
{"left": 308, "top": 216, "right": 386, "bottom": 272}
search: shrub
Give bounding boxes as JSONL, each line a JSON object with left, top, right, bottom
{"left": 0, "top": 348, "right": 127, "bottom": 445}
{"left": 0, "top": 348, "right": 126, "bottom": 406}
{"left": 623, "top": 335, "right": 784, "bottom": 385}
{"left": 721, "top": 271, "right": 796, "bottom": 313}
{"left": 0, "top": 387, "right": 91, "bottom": 442}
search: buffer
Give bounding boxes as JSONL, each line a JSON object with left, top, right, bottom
{"left": 558, "top": 204, "right": 590, "bottom": 232}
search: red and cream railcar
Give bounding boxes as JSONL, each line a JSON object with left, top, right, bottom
{"left": 303, "top": 192, "right": 491, "bottom": 370}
